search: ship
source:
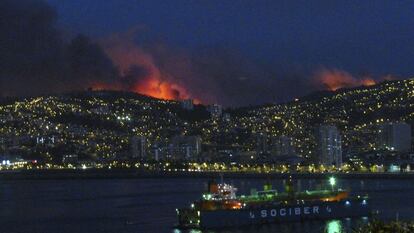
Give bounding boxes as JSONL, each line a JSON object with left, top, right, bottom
{"left": 176, "top": 177, "right": 371, "bottom": 229}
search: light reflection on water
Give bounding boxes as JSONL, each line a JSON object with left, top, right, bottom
{"left": 326, "top": 220, "right": 342, "bottom": 233}
{"left": 0, "top": 178, "right": 413, "bottom": 233}
{"left": 173, "top": 218, "right": 370, "bottom": 233}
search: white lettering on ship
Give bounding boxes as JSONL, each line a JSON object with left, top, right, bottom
{"left": 249, "top": 212, "right": 255, "bottom": 219}
{"left": 258, "top": 205, "right": 325, "bottom": 218}
{"left": 261, "top": 210, "right": 267, "bottom": 218}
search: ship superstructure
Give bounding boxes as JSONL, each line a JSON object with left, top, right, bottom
{"left": 176, "top": 177, "right": 371, "bottom": 228}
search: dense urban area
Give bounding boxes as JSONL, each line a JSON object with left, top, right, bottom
{"left": 0, "top": 79, "right": 413, "bottom": 173}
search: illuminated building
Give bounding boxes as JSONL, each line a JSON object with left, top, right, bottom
{"left": 62, "top": 154, "right": 78, "bottom": 164}
{"left": 378, "top": 122, "right": 412, "bottom": 152}
{"left": 256, "top": 132, "right": 268, "bottom": 154}
{"left": 316, "top": 125, "right": 342, "bottom": 167}
{"left": 208, "top": 104, "right": 223, "bottom": 119}
{"left": 181, "top": 99, "right": 194, "bottom": 110}
{"left": 170, "top": 135, "right": 202, "bottom": 160}
{"left": 91, "top": 105, "right": 110, "bottom": 115}
{"left": 271, "top": 136, "right": 295, "bottom": 156}
{"left": 131, "top": 136, "right": 147, "bottom": 159}
{"left": 222, "top": 113, "right": 231, "bottom": 122}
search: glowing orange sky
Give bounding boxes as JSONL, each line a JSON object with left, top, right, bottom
{"left": 95, "top": 31, "right": 390, "bottom": 103}
{"left": 96, "top": 30, "right": 196, "bottom": 102}
{"left": 316, "top": 69, "right": 377, "bottom": 91}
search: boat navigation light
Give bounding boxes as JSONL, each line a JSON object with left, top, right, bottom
{"left": 329, "top": 177, "right": 336, "bottom": 186}
{"left": 329, "top": 177, "right": 336, "bottom": 191}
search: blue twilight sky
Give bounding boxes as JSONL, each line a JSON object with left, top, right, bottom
{"left": 46, "top": 0, "right": 414, "bottom": 77}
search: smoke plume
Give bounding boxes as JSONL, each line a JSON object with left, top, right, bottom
{"left": 96, "top": 29, "right": 315, "bottom": 106}
{"left": 99, "top": 29, "right": 191, "bottom": 101}
{"left": 0, "top": 0, "right": 400, "bottom": 106}
{"left": 0, "top": 0, "right": 117, "bottom": 96}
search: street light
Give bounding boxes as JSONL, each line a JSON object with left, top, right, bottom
{"left": 329, "top": 177, "right": 336, "bottom": 191}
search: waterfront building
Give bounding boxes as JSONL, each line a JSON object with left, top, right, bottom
{"left": 151, "top": 144, "right": 161, "bottom": 161}
{"left": 62, "top": 154, "right": 79, "bottom": 164}
{"left": 272, "top": 136, "right": 295, "bottom": 156}
{"left": 170, "top": 135, "right": 202, "bottom": 160}
{"left": 131, "top": 136, "right": 147, "bottom": 159}
{"left": 378, "top": 122, "right": 412, "bottom": 152}
{"left": 256, "top": 132, "right": 269, "bottom": 154}
{"left": 316, "top": 125, "right": 342, "bottom": 167}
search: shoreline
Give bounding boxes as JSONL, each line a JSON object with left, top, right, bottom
{"left": 1, "top": 169, "right": 414, "bottom": 180}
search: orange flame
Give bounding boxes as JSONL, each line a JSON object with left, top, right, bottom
{"left": 361, "top": 78, "right": 376, "bottom": 87}
{"left": 315, "top": 68, "right": 377, "bottom": 91}
{"left": 96, "top": 29, "right": 197, "bottom": 102}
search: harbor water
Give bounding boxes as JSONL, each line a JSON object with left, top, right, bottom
{"left": 1, "top": 177, "right": 413, "bottom": 233}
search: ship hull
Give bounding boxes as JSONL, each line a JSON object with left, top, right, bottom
{"left": 197, "top": 199, "right": 370, "bottom": 228}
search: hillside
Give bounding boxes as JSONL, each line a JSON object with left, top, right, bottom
{"left": 0, "top": 79, "right": 413, "bottom": 161}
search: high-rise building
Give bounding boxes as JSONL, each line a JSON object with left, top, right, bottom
{"left": 170, "top": 135, "right": 202, "bottom": 159}
{"left": 222, "top": 113, "right": 231, "bottom": 122}
{"left": 316, "top": 125, "right": 342, "bottom": 167}
{"left": 181, "top": 99, "right": 194, "bottom": 110}
{"left": 208, "top": 104, "right": 223, "bottom": 119}
{"left": 256, "top": 132, "right": 268, "bottom": 154}
{"left": 151, "top": 144, "right": 161, "bottom": 161}
{"left": 272, "top": 136, "right": 295, "bottom": 156}
{"left": 131, "top": 136, "right": 146, "bottom": 159}
{"left": 378, "top": 122, "right": 412, "bottom": 152}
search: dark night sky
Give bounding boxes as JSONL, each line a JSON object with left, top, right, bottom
{"left": 2, "top": 0, "right": 414, "bottom": 106}
{"left": 47, "top": 0, "right": 414, "bottom": 75}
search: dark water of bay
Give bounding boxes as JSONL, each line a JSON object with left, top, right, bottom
{"left": 0, "top": 177, "right": 413, "bottom": 233}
